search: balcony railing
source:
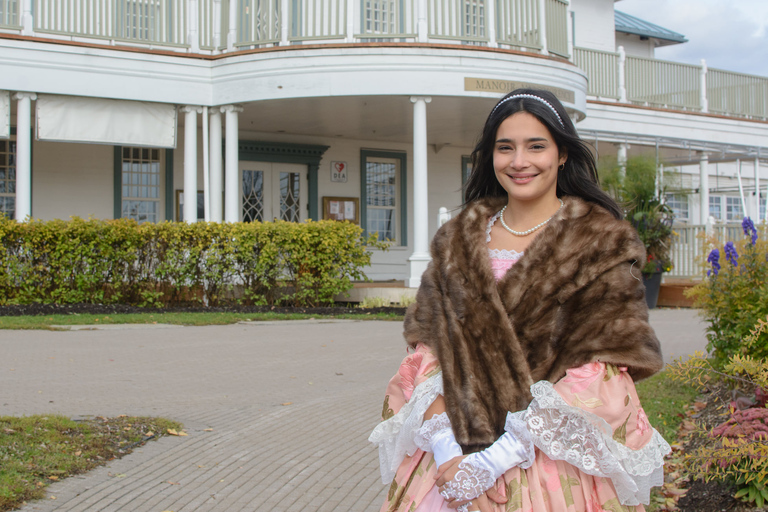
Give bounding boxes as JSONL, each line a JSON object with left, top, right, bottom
{"left": 575, "top": 46, "right": 768, "bottom": 120}
{"left": 1, "top": 0, "right": 568, "bottom": 55}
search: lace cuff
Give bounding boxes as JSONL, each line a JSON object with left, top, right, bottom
{"left": 510, "top": 381, "right": 671, "bottom": 506}
{"left": 368, "top": 372, "right": 444, "bottom": 483}
{"left": 504, "top": 412, "right": 536, "bottom": 470}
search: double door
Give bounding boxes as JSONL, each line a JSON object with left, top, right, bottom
{"left": 240, "top": 162, "right": 307, "bottom": 222}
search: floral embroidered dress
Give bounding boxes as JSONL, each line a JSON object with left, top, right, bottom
{"left": 369, "top": 212, "right": 670, "bottom": 512}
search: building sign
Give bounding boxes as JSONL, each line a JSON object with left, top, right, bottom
{"left": 331, "top": 161, "right": 348, "bottom": 183}
{"left": 464, "top": 78, "right": 574, "bottom": 103}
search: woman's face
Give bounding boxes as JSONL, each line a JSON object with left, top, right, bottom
{"left": 492, "top": 112, "right": 566, "bottom": 205}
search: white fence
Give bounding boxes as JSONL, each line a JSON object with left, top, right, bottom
{"left": 669, "top": 223, "right": 746, "bottom": 278}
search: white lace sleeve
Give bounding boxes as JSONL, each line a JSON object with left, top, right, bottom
{"left": 368, "top": 372, "right": 444, "bottom": 483}
{"left": 508, "top": 381, "right": 671, "bottom": 506}
{"left": 504, "top": 411, "right": 536, "bottom": 469}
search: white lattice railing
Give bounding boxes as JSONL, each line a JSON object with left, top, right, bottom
{"left": 0, "top": 0, "right": 20, "bottom": 28}
{"left": 33, "top": 0, "right": 187, "bottom": 46}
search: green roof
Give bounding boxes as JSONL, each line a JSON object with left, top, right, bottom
{"left": 615, "top": 10, "right": 687, "bottom": 44}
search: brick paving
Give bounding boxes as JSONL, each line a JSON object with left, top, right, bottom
{"left": 0, "top": 311, "right": 706, "bottom": 512}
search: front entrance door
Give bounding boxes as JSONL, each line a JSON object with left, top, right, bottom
{"left": 240, "top": 162, "right": 307, "bottom": 222}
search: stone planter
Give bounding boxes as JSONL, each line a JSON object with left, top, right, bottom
{"left": 642, "top": 271, "right": 663, "bottom": 309}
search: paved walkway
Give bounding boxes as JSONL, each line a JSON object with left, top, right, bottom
{"left": 0, "top": 309, "right": 707, "bottom": 512}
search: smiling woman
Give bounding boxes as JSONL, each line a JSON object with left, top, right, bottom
{"left": 370, "top": 89, "right": 669, "bottom": 512}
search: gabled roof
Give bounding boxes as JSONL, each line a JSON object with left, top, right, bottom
{"left": 615, "top": 10, "right": 687, "bottom": 45}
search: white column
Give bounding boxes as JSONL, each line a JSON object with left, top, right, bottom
{"left": 345, "top": 0, "right": 355, "bottom": 42}
{"left": 280, "top": 0, "right": 290, "bottom": 46}
{"left": 202, "top": 106, "right": 210, "bottom": 221}
{"left": 407, "top": 96, "right": 431, "bottom": 288}
{"left": 617, "top": 143, "right": 628, "bottom": 179}
{"left": 417, "top": 0, "right": 428, "bottom": 42}
{"left": 487, "top": 0, "right": 497, "bottom": 48}
{"left": 222, "top": 104, "right": 242, "bottom": 223}
{"left": 13, "top": 92, "right": 36, "bottom": 222}
{"left": 227, "top": 0, "right": 238, "bottom": 51}
{"left": 618, "top": 46, "right": 627, "bottom": 103}
{"left": 700, "top": 59, "right": 708, "bottom": 113}
{"left": 700, "top": 153, "right": 710, "bottom": 231}
{"left": 181, "top": 106, "right": 202, "bottom": 223}
{"left": 212, "top": 0, "right": 222, "bottom": 50}
{"left": 538, "top": 0, "right": 547, "bottom": 54}
{"left": 188, "top": 0, "right": 200, "bottom": 53}
{"left": 755, "top": 157, "right": 761, "bottom": 222}
{"left": 209, "top": 108, "right": 223, "bottom": 222}
{"left": 21, "top": 0, "right": 33, "bottom": 36}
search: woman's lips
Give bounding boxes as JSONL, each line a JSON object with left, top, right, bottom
{"left": 508, "top": 173, "right": 538, "bottom": 184}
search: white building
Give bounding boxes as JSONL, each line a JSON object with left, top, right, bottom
{"left": 1, "top": 0, "right": 766, "bottom": 285}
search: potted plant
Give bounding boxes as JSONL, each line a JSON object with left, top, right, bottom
{"left": 599, "top": 156, "right": 674, "bottom": 308}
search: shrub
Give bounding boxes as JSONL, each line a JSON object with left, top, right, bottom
{"left": 669, "top": 342, "right": 768, "bottom": 509}
{"left": 686, "top": 218, "right": 768, "bottom": 365}
{"left": 0, "top": 216, "right": 386, "bottom": 307}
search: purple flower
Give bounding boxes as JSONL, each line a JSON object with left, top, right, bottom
{"left": 725, "top": 241, "right": 739, "bottom": 267}
{"left": 742, "top": 217, "right": 758, "bottom": 245}
{"left": 707, "top": 248, "right": 720, "bottom": 276}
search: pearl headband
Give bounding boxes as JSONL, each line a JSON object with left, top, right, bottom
{"left": 490, "top": 94, "right": 565, "bottom": 128}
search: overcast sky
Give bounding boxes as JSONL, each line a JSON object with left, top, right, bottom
{"left": 614, "top": 0, "right": 768, "bottom": 77}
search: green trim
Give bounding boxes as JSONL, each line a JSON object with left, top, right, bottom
{"left": 165, "top": 149, "right": 174, "bottom": 221}
{"left": 461, "top": 155, "right": 471, "bottom": 187}
{"left": 238, "top": 140, "right": 329, "bottom": 221}
{"left": 360, "top": 149, "right": 408, "bottom": 246}
{"left": 113, "top": 147, "right": 122, "bottom": 219}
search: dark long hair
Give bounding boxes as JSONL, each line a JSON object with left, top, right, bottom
{"left": 463, "top": 88, "right": 622, "bottom": 219}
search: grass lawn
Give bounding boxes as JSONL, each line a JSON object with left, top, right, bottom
{"left": 0, "top": 415, "right": 183, "bottom": 512}
{"left": 636, "top": 367, "right": 699, "bottom": 444}
{"left": 0, "top": 310, "right": 404, "bottom": 330}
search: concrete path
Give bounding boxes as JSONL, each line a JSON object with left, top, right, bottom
{"left": 0, "top": 310, "right": 708, "bottom": 512}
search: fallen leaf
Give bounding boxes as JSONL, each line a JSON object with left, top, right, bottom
{"left": 48, "top": 476, "right": 58, "bottom": 481}
{"left": 281, "top": 402, "right": 292, "bottom": 406}
{"left": 167, "top": 429, "right": 179, "bottom": 436}
{"left": 50, "top": 496, "right": 56, "bottom": 500}
{"left": 144, "top": 431, "right": 154, "bottom": 438}
{"left": 203, "top": 428, "right": 213, "bottom": 432}
{"left": 74, "top": 450, "right": 82, "bottom": 456}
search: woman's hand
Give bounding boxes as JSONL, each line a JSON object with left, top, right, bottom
{"left": 435, "top": 455, "right": 465, "bottom": 487}
{"left": 446, "top": 488, "right": 507, "bottom": 512}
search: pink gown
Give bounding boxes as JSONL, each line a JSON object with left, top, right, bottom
{"left": 369, "top": 212, "right": 670, "bottom": 512}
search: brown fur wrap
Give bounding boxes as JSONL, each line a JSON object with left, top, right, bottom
{"left": 403, "top": 195, "right": 663, "bottom": 453}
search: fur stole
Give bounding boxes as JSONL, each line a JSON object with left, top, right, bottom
{"left": 403, "top": 195, "right": 663, "bottom": 452}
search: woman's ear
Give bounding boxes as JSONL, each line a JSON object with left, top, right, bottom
{"left": 558, "top": 149, "right": 568, "bottom": 167}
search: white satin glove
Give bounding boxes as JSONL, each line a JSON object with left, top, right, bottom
{"left": 440, "top": 429, "right": 529, "bottom": 502}
{"left": 414, "top": 412, "right": 463, "bottom": 467}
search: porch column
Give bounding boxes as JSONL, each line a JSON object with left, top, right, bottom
{"left": 188, "top": 0, "right": 200, "bottom": 53}
{"left": 538, "top": 0, "right": 547, "bottom": 54}
{"left": 617, "top": 46, "right": 627, "bottom": 103}
{"left": 753, "top": 157, "right": 761, "bottom": 221}
{"left": 227, "top": 0, "right": 238, "bottom": 51}
{"left": 21, "top": 0, "right": 33, "bottom": 36}
{"left": 700, "top": 153, "right": 710, "bottom": 230}
{"left": 700, "top": 59, "right": 708, "bottom": 113}
{"left": 407, "top": 96, "right": 431, "bottom": 288}
{"left": 222, "top": 104, "right": 242, "bottom": 223}
{"left": 13, "top": 92, "right": 36, "bottom": 221}
{"left": 182, "top": 106, "right": 202, "bottom": 223}
{"left": 617, "top": 143, "right": 628, "bottom": 179}
{"left": 212, "top": 0, "right": 222, "bottom": 50}
{"left": 209, "top": 108, "right": 223, "bottom": 222}
{"left": 416, "top": 0, "right": 428, "bottom": 42}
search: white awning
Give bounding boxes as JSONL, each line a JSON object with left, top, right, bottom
{"left": 36, "top": 95, "right": 177, "bottom": 148}
{"left": 0, "top": 91, "right": 9, "bottom": 139}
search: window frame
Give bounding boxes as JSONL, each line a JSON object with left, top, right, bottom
{"left": 360, "top": 149, "right": 407, "bottom": 246}
{"left": 0, "top": 134, "right": 16, "bottom": 219}
{"left": 113, "top": 146, "right": 173, "bottom": 221}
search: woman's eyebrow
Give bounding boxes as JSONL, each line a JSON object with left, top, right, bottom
{"left": 495, "top": 137, "right": 549, "bottom": 143}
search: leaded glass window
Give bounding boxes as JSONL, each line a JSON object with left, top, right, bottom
{"left": 0, "top": 140, "right": 15, "bottom": 219}
{"left": 121, "top": 147, "right": 161, "bottom": 224}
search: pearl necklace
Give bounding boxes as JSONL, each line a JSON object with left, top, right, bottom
{"left": 498, "top": 199, "right": 564, "bottom": 237}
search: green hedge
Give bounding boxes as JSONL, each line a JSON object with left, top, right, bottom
{"left": 0, "top": 217, "right": 387, "bottom": 307}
